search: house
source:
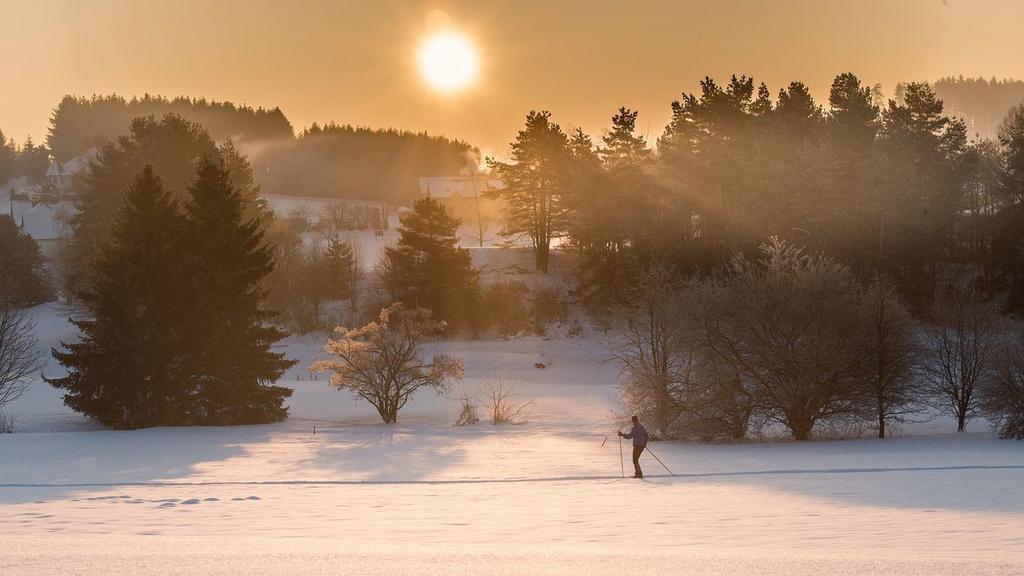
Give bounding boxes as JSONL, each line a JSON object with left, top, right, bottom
{"left": 44, "top": 156, "right": 89, "bottom": 193}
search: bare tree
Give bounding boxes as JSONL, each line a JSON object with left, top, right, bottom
{"left": 609, "top": 263, "right": 690, "bottom": 437}
{"left": 0, "top": 306, "right": 43, "bottom": 408}
{"left": 861, "top": 279, "right": 925, "bottom": 438}
{"left": 692, "top": 239, "right": 871, "bottom": 441}
{"left": 921, "top": 283, "right": 1000, "bottom": 432}
{"left": 311, "top": 303, "right": 463, "bottom": 423}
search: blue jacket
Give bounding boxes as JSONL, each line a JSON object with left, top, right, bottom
{"left": 621, "top": 423, "right": 649, "bottom": 448}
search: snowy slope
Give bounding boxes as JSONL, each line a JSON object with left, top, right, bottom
{"left": 1, "top": 305, "right": 1023, "bottom": 575}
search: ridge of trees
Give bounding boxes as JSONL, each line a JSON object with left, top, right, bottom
{"left": 46, "top": 94, "right": 294, "bottom": 161}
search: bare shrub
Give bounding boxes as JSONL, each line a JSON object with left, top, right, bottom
{"left": 921, "top": 282, "right": 1001, "bottom": 432}
{"left": 860, "top": 279, "right": 926, "bottom": 438}
{"left": 609, "top": 263, "right": 690, "bottom": 437}
{"left": 481, "top": 281, "right": 529, "bottom": 337}
{"left": 529, "top": 286, "right": 568, "bottom": 335}
{"left": 0, "top": 306, "right": 42, "bottom": 409}
{"left": 454, "top": 387, "right": 480, "bottom": 426}
{"left": 0, "top": 412, "right": 14, "bottom": 433}
{"left": 311, "top": 303, "right": 463, "bottom": 423}
{"left": 486, "top": 379, "right": 534, "bottom": 424}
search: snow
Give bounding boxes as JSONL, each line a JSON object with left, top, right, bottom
{"left": 2, "top": 304, "right": 1023, "bottom": 574}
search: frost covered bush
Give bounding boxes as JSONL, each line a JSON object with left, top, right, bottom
{"left": 312, "top": 303, "right": 464, "bottom": 424}
{"left": 982, "top": 332, "right": 1024, "bottom": 440}
{"left": 610, "top": 264, "right": 689, "bottom": 438}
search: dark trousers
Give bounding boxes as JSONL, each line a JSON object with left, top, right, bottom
{"left": 632, "top": 445, "right": 644, "bottom": 477}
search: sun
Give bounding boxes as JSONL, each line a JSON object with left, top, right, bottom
{"left": 418, "top": 32, "right": 478, "bottom": 93}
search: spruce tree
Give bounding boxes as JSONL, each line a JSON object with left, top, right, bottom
{"left": 49, "top": 166, "right": 188, "bottom": 428}
{"left": 384, "top": 197, "right": 477, "bottom": 327}
{"left": 181, "top": 157, "right": 294, "bottom": 424}
{"left": 0, "top": 215, "right": 53, "bottom": 308}
{"left": 0, "top": 130, "right": 15, "bottom": 183}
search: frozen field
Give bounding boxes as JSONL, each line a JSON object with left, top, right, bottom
{"left": 1, "top": 304, "right": 1023, "bottom": 575}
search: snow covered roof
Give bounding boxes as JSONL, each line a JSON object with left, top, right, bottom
{"left": 45, "top": 157, "right": 89, "bottom": 178}
{"left": 3, "top": 197, "right": 75, "bottom": 241}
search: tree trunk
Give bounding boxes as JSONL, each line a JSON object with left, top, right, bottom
{"left": 536, "top": 244, "right": 549, "bottom": 273}
{"left": 878, "top": 395, "right": 886, "bottom": 439}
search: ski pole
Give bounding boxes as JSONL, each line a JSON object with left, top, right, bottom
{"left": 618, "top": 434, "right": 624, "bottom": 478}
{"left": 644, "top": 446, "right": 676, "bottom": 477}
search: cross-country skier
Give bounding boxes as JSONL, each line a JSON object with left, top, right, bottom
{"left": 618, "top": 416, "right": 649, "bottom": 478}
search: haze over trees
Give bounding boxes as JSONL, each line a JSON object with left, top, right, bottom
{"left": 44, "top": 97, "right": 477, "bottom": 207}
{"left": 932, "top": 76, "right": 1024, "bottom": 139}
{"left": 46, "top": 94, "right": 293, "bottom": 161}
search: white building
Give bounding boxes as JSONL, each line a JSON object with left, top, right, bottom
{"left": 44, "top": 156, "right": 89, "bottom": 193}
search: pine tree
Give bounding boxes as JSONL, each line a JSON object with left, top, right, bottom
{"left": 180, "top": 157, "right": 294, "bottom": 424}
{"left": 598, "top": 107, "right": 649, "bottom": 167}
{"left": 488, "top": 111, "right": 571, "bottom": 273}
{"left": 0, "top": 215, "right": 54, "bottom": 308}
{"left": 14, "top": 137, "right": 50, "bottom": 181}
{"left": 384, "top": 197, "right": 477, "bottom": 327}
{"left": 0, "top": 130, "right": 15, "bottom": 183}
{"left": 325, "top": 236, "right": 357, "bottom": 303}
{"left": 49, "top": 166, "right": 188, "bottom": 428}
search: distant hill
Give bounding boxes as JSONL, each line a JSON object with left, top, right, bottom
{"left": 248, "top": 122, "right": 476, "bottom": 207}
{"left": 45, "top": 94, "right": 477, "bottom": 206}
{"left": 47, "top": 94, "right": 294, "bottom": 161}
{"left": 932, "top": 77, "right": 1024, "bottom": 139}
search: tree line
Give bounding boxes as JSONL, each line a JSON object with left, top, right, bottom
{"left": 0, "top": 131, "right": 51, "bottom": 183}
{"left": 42, "top": 95, "right": 477, "bottom": 207}
{"left": 46, "top": 94, "right": 294, "bottom": 162}
{"left": 490, "top": 73, "right": 1024, "bottom": 316}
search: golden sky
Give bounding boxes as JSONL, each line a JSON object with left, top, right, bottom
{"left": 2, "top": 0, "right": 1023, "bottom": 156}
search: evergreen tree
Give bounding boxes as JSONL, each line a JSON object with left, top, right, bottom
{"left": 14, "top": 137, "right": 50, "bottom": 181}
{"left": 488, "top": 111, "right": 571, "bottom": 273}
{"left": 49, "top": 166, "right": 188, "bottom": 428}
{"left": 828, "top": 72, "right": 880, "bottom": 146}
{"left": 384, "top": 197, "right": 477, "bottom": 327}
{"left": 999, "top": 103, "right": 1024, "bottom": 203}
{"left": 0, "top": 215, "right": 54, "bottom": 308}
{"left": 0, "top": 130, "right": 15, "bottom": 183}
{"left": 180, "top": 157, "right": 295, "bottom": 424}
{"left": 325, "top": 236, "right": 357, "bottom": 303}
{"left": 598, "top": 107, "right": 649, "bottom": 167}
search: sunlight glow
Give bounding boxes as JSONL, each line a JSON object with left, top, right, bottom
{"left": 418, "top": 33, "right": 478, "bottom": 93}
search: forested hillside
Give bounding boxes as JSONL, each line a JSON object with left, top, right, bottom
{"left": 44, "top": 95, "right": 476, "bottom": 205}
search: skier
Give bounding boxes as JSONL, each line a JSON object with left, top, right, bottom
{"left": 618, "top": 415, "right": 649, "bottom": 478}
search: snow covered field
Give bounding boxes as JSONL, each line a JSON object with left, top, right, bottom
{"left": 2, "top": 304, "right": 1023, "bottom": 575}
